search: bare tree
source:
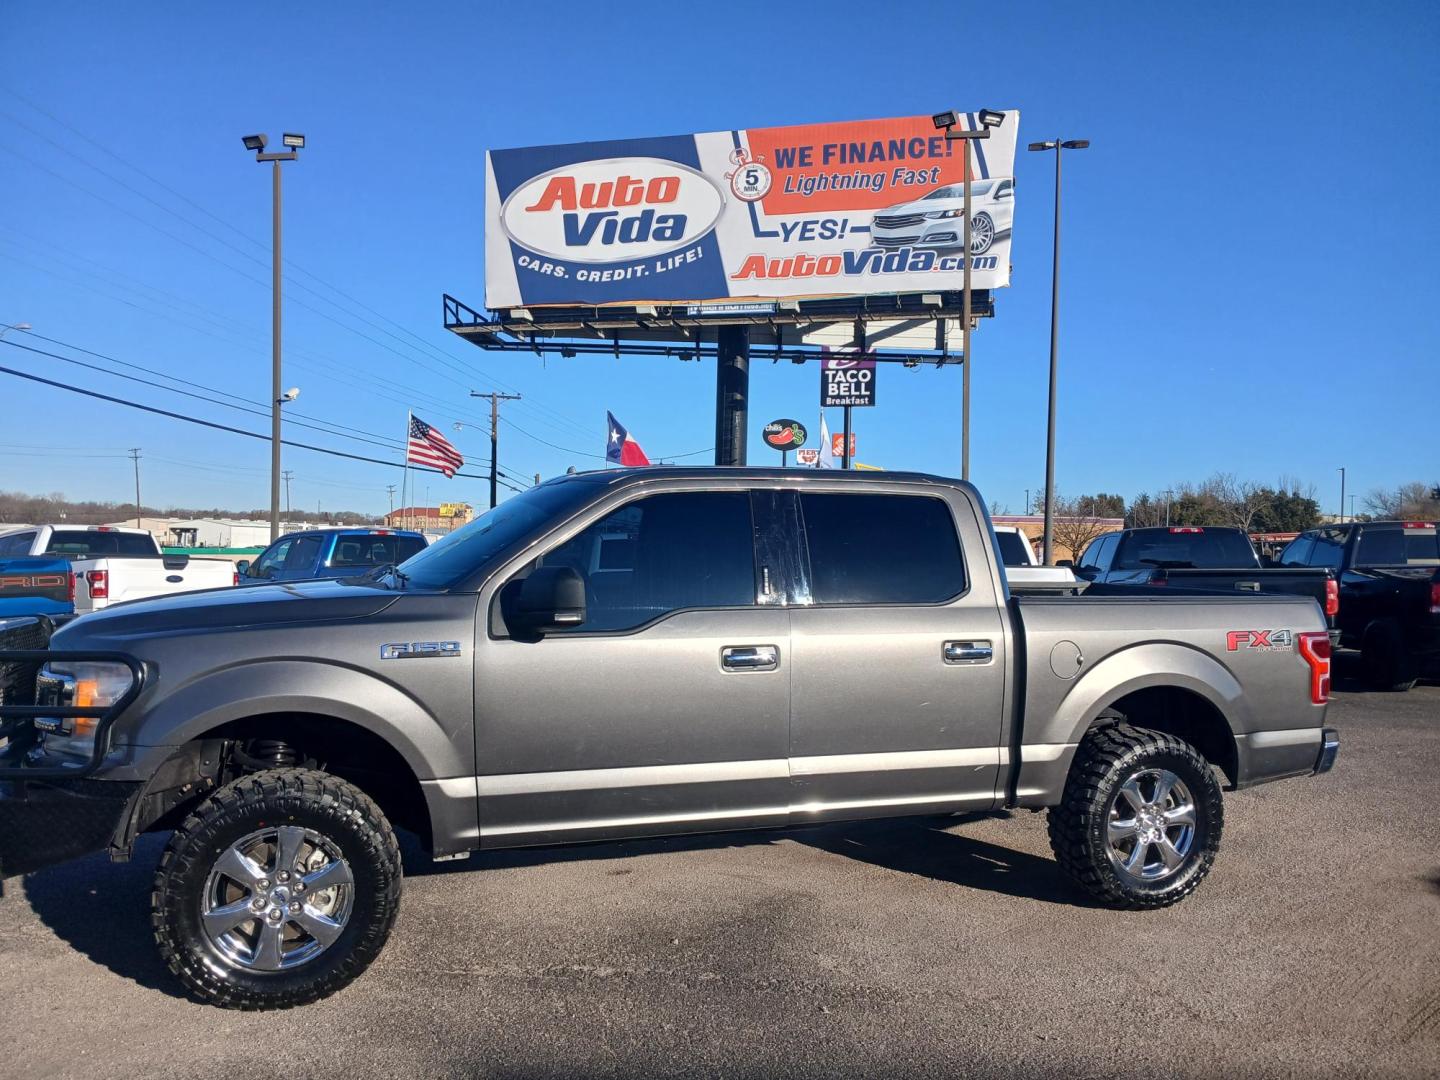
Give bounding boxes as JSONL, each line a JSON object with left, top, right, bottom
{"left": 1050, "top": 494, "right": 1112, "bottom": 563}
{"left": 1211, "top": 473, "right": 1272, "bottom": 532}
{"left": 1365, "top": 482, "right": 1440, "bottom": 520}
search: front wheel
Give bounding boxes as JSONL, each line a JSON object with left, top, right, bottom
{"left": 1048, "top": 722, "right": 1223, "bottom": 908}
{"left": 152, "top": 768, "right": 402, "bottom": 1009}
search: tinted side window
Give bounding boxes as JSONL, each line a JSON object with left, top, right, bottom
{"left": 251, "top": 539, "right": 291, "bottom": 577}
{"left": 44, "top": 530, "right": 156, "bottom": 557}
{"left": 1309, "top": 528, "right": 1346, "bottom": 570}
{"left": 283, "top": 534, "right": 324, "bottom": 572}
{"left": 537, "top": 491, "right": 756, "bottom": 632}
{"left": 995, "top": 531, "right": 1030, "bottom": 567}
{"left": 1278, "top": 534, "right": 1314, "bottom": 566}
{"left": 800, "top": 493, "right": 965, "bottom": 604}
{"left": 1097, "top": 534, "right": 1119, "bottom": 568}
{"left": 0, "top": 532, "right": 36, "bottom": 555}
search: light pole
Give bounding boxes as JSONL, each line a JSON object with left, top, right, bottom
{"left": 0, "top": 322, "right": 32, "bottom": 341}
{"left": 1028, "top": 136, "right": 1089, "bottom": 564}
{"left": 934, "top": 109, "right": 1006, "bottom": 482}
{"left": 1338, "top": 467, "right": 1346, "bottom": 523}
{"left": 242, "top": 132, "right": 304, "bottom": 541}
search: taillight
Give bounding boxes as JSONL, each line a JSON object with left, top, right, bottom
{"left": 85, "top": 569, "right": 109, "bottom": 599}
{"left": 1325, "top": 578, "right": 1340, "bottom": 618}
{"left": 233, "top": 571, "right": 241, "bottom": 587}
{"left": 67, "top": 571, "right": 76, "bottom": 603}
{"left": 1298, "top": 631, "right": 1331, "bottom": 705}
{"left": 1430, "top": 579, "right": 1440, "bottom": 615}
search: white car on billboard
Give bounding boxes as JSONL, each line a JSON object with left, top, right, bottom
{"left": 869, "top": 177, "right": 1015, "bottom": 255}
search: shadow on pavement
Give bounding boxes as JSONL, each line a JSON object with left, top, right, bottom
{"left": 19, "top": 832, "right": 186, "bottom": 999}
{"left": 22, "top": 814, "right": 1087, "bottom": 994}
{"left": 406, "top": 813, "right": 1089, "bottom": 907}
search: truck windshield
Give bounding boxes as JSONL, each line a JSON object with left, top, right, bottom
{"left": 1354, "top": 525, "right": 1440, "bottom": 566}
{"left": 393, "top": 481, "right": 596, "bottom": 590}
{"left": 43, "top": 530, "right": 158, "bottom": 557}
{"left": 1113, "top": 528, "right": 1260, "bottom": 570}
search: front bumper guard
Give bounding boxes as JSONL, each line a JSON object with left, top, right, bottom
{"left": 0, "top": 650, "right": 146, "bottom": 780}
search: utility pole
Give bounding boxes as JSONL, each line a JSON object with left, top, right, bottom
{"left": 129, "top": 448, "right": 142, "bottom": 528}
{"left": 241, "top": 132, "right": 303, "bottom": 543}
{"left": 282, "top": 470, "right": 294, "bottom": 522}
{"left": 469, "top": 391, "right": 522, "bottom": 509}
{"left": 386, "top": 484, "right": 396, "bottom": 519}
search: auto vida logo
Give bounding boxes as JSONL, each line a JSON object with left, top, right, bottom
{"left": 501, "top": 157, "right": 725, "bottom": 264}
{"left": 380, "top": 641, "right": 462, "bottom": 660}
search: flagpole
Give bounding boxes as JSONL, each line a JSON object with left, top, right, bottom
{"left": 401, "top": 409, "right": 412, "bottom": 528}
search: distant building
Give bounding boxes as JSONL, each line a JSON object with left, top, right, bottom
{"left": 105, "top": 517, "right": 349, "bottom": 549}
{"left": 385, "top": 505, "right": 473, "bottom": 532}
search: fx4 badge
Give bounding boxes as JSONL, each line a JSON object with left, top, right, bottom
{"left": 380, "top": 641, "right": 462, "bottom": 660}
{"left": 1226, "top": 629, "right": 1293, "bottom": 652}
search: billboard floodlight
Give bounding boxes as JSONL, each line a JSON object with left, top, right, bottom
{"left": 282, "top": 133, "right": 306, "bottom": 149}
{"left": 931, "top": 111, "right": 958, "bottom": 130}
{"left": 978, "top": 109, "right": 1005, "bottom": 128}
{"left": 242, "top": 134, "right": 267, "bottom": 151}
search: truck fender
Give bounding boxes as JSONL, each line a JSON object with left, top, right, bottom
{"left": 114, "top": 658, "right": 468, "bottom": 782}
{"left": 1052, "top": 641, "right": 1252, "bottom": 748}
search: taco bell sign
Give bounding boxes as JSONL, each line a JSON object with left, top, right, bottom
{"left": 822, "top": 354, "right": 877, "bottom": 408}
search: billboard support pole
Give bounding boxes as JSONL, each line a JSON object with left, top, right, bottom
{"left": 961, "top": 143, "right": 973, "bottom": 484}
{"left": 715, "top": 326, "right": 749, "bottom": 466}
{"left": 842, "top": 406, "right": 852, "bottom": 470}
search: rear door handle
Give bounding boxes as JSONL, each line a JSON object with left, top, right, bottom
{"left": 944, "top": 640, "right": 993, "bottom": 664}
{"left": 721, "top": 645, "right": 779, "bottom": 671}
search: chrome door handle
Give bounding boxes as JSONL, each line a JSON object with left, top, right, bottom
{"left": 721, "top": 645, "right": 779, "bottom": 671}
{"left": 944, "top": 640, "right": 993, "bottom": 664}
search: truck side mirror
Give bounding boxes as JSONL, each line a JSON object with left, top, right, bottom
{"left": 511, "top": 565, "right": 586, "bottom": 634}
{"left": 1056, "top": 559, "right": 1074, "bottom": 568}
{"left": 235, "top": 560, "right": 251, "bottom": 577}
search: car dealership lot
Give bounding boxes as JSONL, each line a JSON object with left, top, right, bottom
{"left": 3, "top": 675, "right": 1437, "bottom": 1080}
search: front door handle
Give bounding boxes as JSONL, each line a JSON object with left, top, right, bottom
{"left": 944, "top": 640, "right": 993, "bottom": 664}
{"left": 721, "top": 645, "right": 779, "bottom": 671}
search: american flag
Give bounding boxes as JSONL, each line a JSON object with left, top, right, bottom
{"left": 407, "top": 414, "right": 464, "bottom": 477}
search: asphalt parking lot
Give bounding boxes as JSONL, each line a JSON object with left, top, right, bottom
{"left": 3, "top": 670, "right": 1438, "bottom": 1080}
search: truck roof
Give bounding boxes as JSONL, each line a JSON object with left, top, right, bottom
{"left": 545, "top": 466, "right": 976, "bottom": 491}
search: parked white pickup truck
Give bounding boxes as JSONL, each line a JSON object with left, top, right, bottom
{"left": 993, "top": 525, "right": 1086, "bottom": 594}
{"left": 0, "top": 525, "right": 235, "bottom": 614}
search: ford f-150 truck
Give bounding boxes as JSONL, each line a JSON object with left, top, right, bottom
{"left": 236, "top": 527, "right": 427, "bottom": 586}
{"left": 1073, "top": 525, "right": 1339, "bottom": 638}
{"left": 0, "top": 525, "right": 235, "bottom": 613}
{"left": 0, "top": 469, "right": 1339, "bottom": 1010}
{"left": 1277, "top": 520, "right": 1440, "bottom": 690}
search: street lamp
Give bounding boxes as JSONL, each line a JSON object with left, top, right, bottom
{"left": 935, "top": 109, "right": 1005, "bottom": 482}
{"left": 0, "top": 322, "right": 32, "bottom": 340}
{"left": 1028, "top": 137, "right": 1090, "bottom": 564}
{"left": 242, "top": 132, "right": 305, "bottom": 541}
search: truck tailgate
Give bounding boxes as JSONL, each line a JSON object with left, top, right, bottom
{"left": 72, "top": 556, "right": 235, "bottom": 610}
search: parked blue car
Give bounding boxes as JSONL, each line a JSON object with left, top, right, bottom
{"left": 236, "top": 528, "right": 427, "bottom": 585}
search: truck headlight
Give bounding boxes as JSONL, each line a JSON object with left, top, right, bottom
{"left": 34, "top": 662, "right": 135, "bottom": 757}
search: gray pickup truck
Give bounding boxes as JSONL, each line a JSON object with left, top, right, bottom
{"left": 0, "top": 469, "right": 1339, "bottom": 1009}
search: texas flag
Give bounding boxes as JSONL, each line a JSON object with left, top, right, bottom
{"left": 606, "top": 411, "right": 651, "bottom": 466}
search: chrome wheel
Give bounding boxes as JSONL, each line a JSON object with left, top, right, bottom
{"left": 1105, "top": 768, "right": 1196, "bottom": 883}
{"left": 969, "top": 212, "right": 995, "bottom": 254}
{"left": 201, "top": 825, "right": 354, "bottom": 972}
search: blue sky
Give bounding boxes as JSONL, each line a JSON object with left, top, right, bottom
{"left": 2, "top": 1, "right": 1435, "bottom": 518}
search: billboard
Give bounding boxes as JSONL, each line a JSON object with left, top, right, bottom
{"left": 484, "top": 111, "right": 1019, "bottom": 309}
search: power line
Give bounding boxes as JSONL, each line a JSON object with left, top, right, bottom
{"left": 0, "top": 87, "right": 601, "bottom": 444}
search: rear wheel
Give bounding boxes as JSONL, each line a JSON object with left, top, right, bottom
{"left": 152, "top": 768, "right": 402, "bottom": 1009}
{"left": 969, "top": 212, "right": 996, "bottom": 255}
{"left": 1362, "top": 622, "right": 1418, "bottom": 692}
{"left": 1048, "top": 722, "right": 1223, "bottom": 909}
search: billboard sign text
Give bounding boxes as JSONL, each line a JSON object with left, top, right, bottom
{"left": 485, "top": 110, "right": 1019, "bottom": 308}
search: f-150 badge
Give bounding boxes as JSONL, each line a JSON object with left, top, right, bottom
{"left": 380, "top": 641, "right": 462, "bottom": 660}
